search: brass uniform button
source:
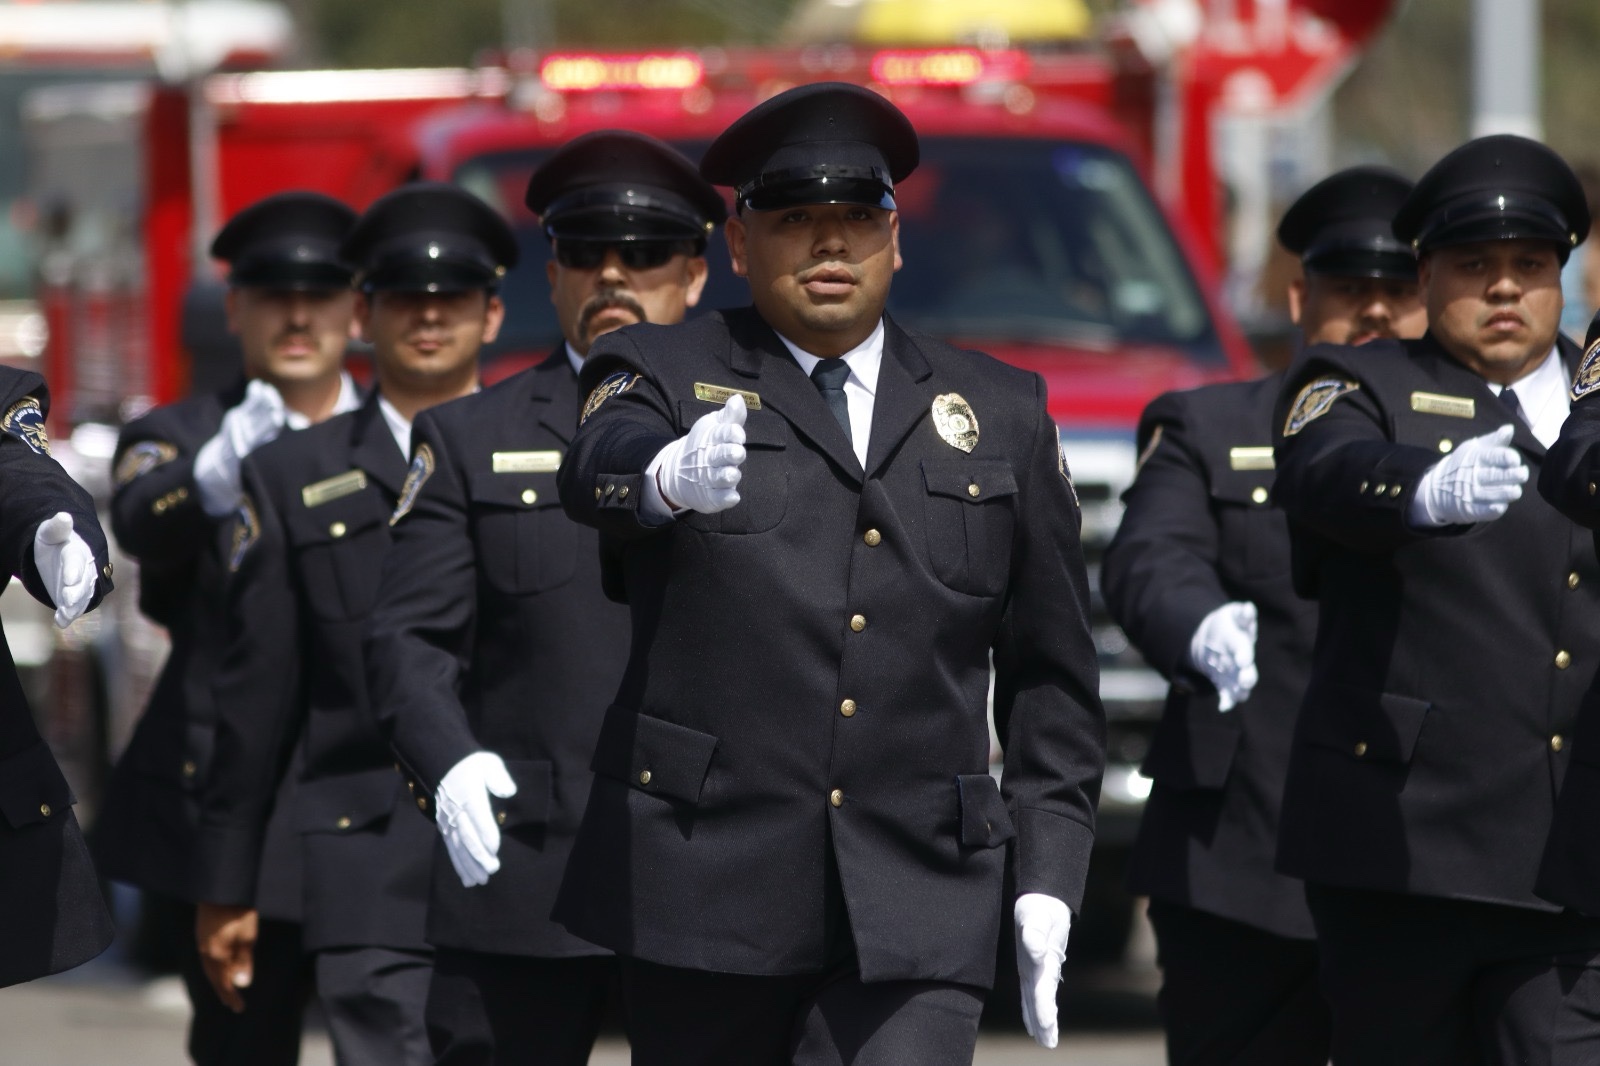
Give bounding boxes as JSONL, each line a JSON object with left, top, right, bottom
{"left": 39, "top": 803, "right": 51, "bottom": 818}
{"left": 1439, "top": 439, "right": 1454, "bottom": 453}
{"left": 175, "top": 487, "right": 188, "bottom": 501}
{"left": 1552, "top": 735, "right": 1566, "bottom": 753}
{"left": 1570, "top": 572, "right": 1581, "bottom": 590}
{"left": 1358, "top": 481, "right": 1369, "bottom": 494}
{"left": 329, "top": 521, "right": 347, "bottom": 538}
{"left": 103, "top": 563, "right": 113, "bottom": 579}
{"left": 1374, "top": 483, "right": 1387, "bottom": 496}
{"left": 605, "top": 483, "right": 616, "bottom": 496}
{"left": 1353, "top": 742, "right": 1368, "bottom": 758}
{"left": 153, "top": 500, "right": 167, "bottom": 514}
{"left": 1590, "top": 482, "right": 1597, "bottom": 496}
{"left": 336, "top": 816, "right": 352, "bottom": 830}
{"left": 863, "top": 529, "right": 882, "bottom": 547}
{"left": 594, "top": 486, "right": 603, "bottom": 500}
{"left": 618, "top": 485, "right": 630, "bottom": 499}
{"left": 1556, "top": 650, "right": 1573, "bottom": 669}
{"left": 1389, "top": 484, "right": 1402, "bottom": 497}
{"left": 967, "top": 484, "right": 981, "bottom": 498}
{"left": 417, "top": 796, "right": 429, "bottom": 812}
{"left": 849, "top": 614, "right": 866, "bottom": 633}
{"left": 829, "top": 789, "right": 844, "bottom": 808}
{"left": 521, "top": 488, "right": 537, "bottom": 505}
{"left": 182, "top": 760, "right": 197, "bottom": 779}
{"left": 840, "top": 699, "right": 857, "bottom": 717}
{"left": 496, "top": 811, "right": 507, "bottom": 825}
{"left": 639, "top": 770, "right": 652, "bottom": 786}
{"left": 1250, "top": 487, "right": 1268, "bottom": 504}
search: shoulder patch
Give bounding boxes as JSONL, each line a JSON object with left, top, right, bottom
{"left": 580, "top": 371, "right": 639, "bottom": 425}
{"left": 1283, "top": 376, "right": 1360, "bottom": 437}
{"left": 2, "top": 396, "right": 49, "bottom": 456}
{"left": 229, "top": 495, "right": 259, "bottom": 573}
{"left": 1573, "top": 338, "right": 1600, "bottom": 401}
{"left": 390, "top": 444, "right": 435, "bottom": 526}
{"left": 114, "top": 440, "right": 179, "bottom": 486}
{"left": 1135, "top": 424, "right": 1164, "bottom": 474}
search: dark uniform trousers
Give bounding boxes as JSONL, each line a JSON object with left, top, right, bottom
{"left": 192, "top": 394, "right": 434, "bottom": 1066}
{"left": 364, "top": 354, "right": 627, "bottom": 1065}
{"left": 1274, "top": 332, "right": 1600, "bottom": 1065}
{"left": 1102, "top": 375, "right": 1329, "bottom": 1066}
{"left": 0, "top": 369, "right": 116, "bottom": 989}
{"left": 555, "top": 308, "right": 1106, "bottom": 1063}
{"left": 96, "top": 378, "right": 313, "bottom": 1065}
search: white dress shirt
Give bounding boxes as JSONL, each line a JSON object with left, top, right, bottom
{"left": 284, "top": 372, "right": 361, "bottom": 430}
{"left": 565, "top": 343, "right": 586, "bottom": 377}
{"left": 377, "top": 394, "right": 413, "bottom": 458}
{"left": 1488, "top": 345, "right": 1570, "bottom": 449}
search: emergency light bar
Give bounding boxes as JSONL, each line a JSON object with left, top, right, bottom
{"left": 540, "top": 54, "right": 705, "bottom": 92}
{"left": 869, "top": 49, "right": 1029, "bottom": 87}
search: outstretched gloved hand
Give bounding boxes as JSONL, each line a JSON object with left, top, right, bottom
{"left": 1188, "top": 601, "right": 1259, "bottom": 712}
{"left": 1015, "top": 893, "right": 1073, "bottom": 1049}
{"left": 194, "top": 379, "right": 288, "bottom": 516}
{"left": 1408, "top": 423, "right": 1527, "bottom": 527}
{"left": 436, "top": 752, "right": 518, "bottom": 888}
{"left": 653, "top": 393, "right": 747, "bottom": 514}
{"left": 33, "top": 512, "right": 95, "bottom": 628}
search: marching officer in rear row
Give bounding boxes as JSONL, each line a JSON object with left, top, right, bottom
{"left": 191, "top": 183, "right": 515, "bottom": 1066}
{"left": 96, "top": 192, "right": 361, "bottom": 1064}
{"left": 556, "top": 83, "right": 1106, "bottom": 1064}
{"left": 364, "top": 132, "right": 725, "bottom": 1064}
{"left": 1273, "top": 135, "right": 1600, "bottom": 1063}
{"left": 1103, "top": 166, "right": 1421, "bottom": 1066}
{"left": 0, "top": 367, "right": 116, "bottom": 989}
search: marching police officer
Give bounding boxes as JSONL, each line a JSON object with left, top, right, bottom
{"left": 0, "top": 367, "right": 116, "bottom": 989}
{"left": 95, "top": 192, "right": 359, "bottom": 1063}
{"left": 1273, "top": 135, "right": 1600, "bottom": 1063}
{"left": 190, "top": 183, "right": 515, "bottom": 1066}
{"left": 1102, "top": 166, "right": 1420, "bottom": 1066}
{"left": 363, "top": 131, "right": 724, "bottom": 1063}
{"left": 556, "top": 83, "right": 1106, "bottom": 1064}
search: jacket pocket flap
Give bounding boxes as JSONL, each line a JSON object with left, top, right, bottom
{"left": 492, "top": 758, "right": 553, "bottom": 827}
{"left": 922, "top": 460, "right": 1017, "bottom": 503}
{"left": 292, "top": 768, "right": 401, "bottom": 834}
{"left": 0, "top": 742, "right": 73, "bottom": 829}
{"left": 1207, "top": 465, "right": 1276, "bottom": 506}
{"left": 466, "top": 470, "right": 561, "bottom": 510}
{"left": 676, "top": 403, "right": 788, "bottom": 449}
{"left": 1140, "top": 687, "right": 1243, "bottom": 791}
{"left": 285, "top": 492, "right": 388, "bottom": 546}
{"left": 956, "top": 773, "right": 1016, "bottom": 848}
{"left": 592, "top": 708, "right": 718, "bottom": 805}
{"left": 1302, "top": 685, "right": 1431, "bottom": 763}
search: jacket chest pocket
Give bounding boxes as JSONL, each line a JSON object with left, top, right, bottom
{"left": 676, "top": 402, "right": 789, "bottom": 536}
{"left": 921, "top": 459, "right": 1017, "bottom": 597}
{"left": 468, "top": 471, "right": 575, "bottom": 594}
{"left": 287, "top": 492, "right": 393, "bottom": 621}
{"left": 1209, "top": 466, "right": 1288, "bottom": 580}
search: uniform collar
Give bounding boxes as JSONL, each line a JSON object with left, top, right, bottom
{"left": 284, "top": 371, "right": 361, "bottom": 430}
{"left": 775, "top": 318, "right": 884, "bottom": 398}
{"left": 564, "top": 342, "right": 586, "bottom": 378}
{"left": 376, "top": 393, "right": 412, "bottom": 457}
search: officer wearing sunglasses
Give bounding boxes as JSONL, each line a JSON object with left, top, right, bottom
{"left": 363, "top": 131, "right": 725, "bottom": 1064}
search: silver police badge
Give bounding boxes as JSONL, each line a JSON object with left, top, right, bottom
{"left": 580, "top": 371, "right": 639, "bottom": 425}
{"left": 1283, "top": 376, "right": 1360, "bottom": 437}
{"left": 229, "top": 495, "right": 260, "bottom": 573}
{"left": 1573, "top": 339, "right": 1600, "bottom": 400}
{"left": 2, "top": 396, "right": 50, "bottom": 456}
{"left": 931, "top": 393, "right": 979, "bottom": 453}
{"left": 390, "top": 444, "right": 435, "bottom": 526}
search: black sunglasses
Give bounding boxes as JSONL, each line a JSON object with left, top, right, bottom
{"left": 555, "top": 240, "right": 689, "bottom": 271}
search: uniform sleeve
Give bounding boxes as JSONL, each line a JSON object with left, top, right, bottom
{"left": 190, "top": 455, "right": 305, "bottom": 906}
{"left": 1272, "top": 358, "right": 1449, "bottom": 553}
{"left": 557, "top": 332, "right": 680, "bottom": 539}
{"left": 993, "top": 374, "right": 1106, "bottom": 912}
{"left": 109, "top": 413, "right": 210, "bottom": 564}
{"left": 1100, "top": 392, "right": 1228, "bottom": 679}
{"left": 364, "top": 410, "right": 481, "bottom": 794}
{"left": 1540, "top": 393, "right": 1600, "bottom": 527}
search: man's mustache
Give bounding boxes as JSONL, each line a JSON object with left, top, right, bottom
{"left": 579, "top": 291, "right": 648, "bottom": 335}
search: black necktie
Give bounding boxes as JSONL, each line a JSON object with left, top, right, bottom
{"left": 1500, "top": 387, "right": 1526, "bottom": 425}
{"left": 810, "top": 359, "right": 853, "bottom": 443}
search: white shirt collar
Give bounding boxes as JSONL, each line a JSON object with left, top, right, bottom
{"left": 1491, "top": 345, "right": 1569, "bottom": 448}
{"left": 564, "top": 342, "right": 586, "bottom": 377}
{"left": 376, "top": 393, "right": 412, "bottom": 457}
{"left": 282, "top": 371, "right": 361, "bottom": 431}
{"left": 776, "top": 319, "right": 884, "bottom": 397}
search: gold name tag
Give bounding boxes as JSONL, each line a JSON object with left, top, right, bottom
{"left": 492, "top": 450, "right": 561, "bottom": 474}
{"left": 1228, "top": 446, "right": 1276, "bottom": 471}
{"left": 302, "top": 469, "right": 368, "bottom": 508}
{"left": 693, "top": 382, "right": 762, "bottom": 410}
{"left": 1410, "top": 392, "right": 1476, "bottom": 418}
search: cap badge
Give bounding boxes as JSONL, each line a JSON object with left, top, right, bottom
{"left": 931, "top": 393, "right": 979, "bottom": 453}
{"left": 390, "top": 444, "right": 436, "bottom": 526}
{"left": 1284, "top": 376, "right": 1360, "bottom": 437}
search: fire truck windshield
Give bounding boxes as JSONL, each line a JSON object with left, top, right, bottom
{"left": 461, "top": 135, "right": 1225, "bottom": 367}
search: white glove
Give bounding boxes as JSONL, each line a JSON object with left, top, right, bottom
{"left": 652, "top": 393, "right": 747, "bottom": 514}
{"left": 435, "top": 752, "right": 518, "bottom": 888}
{"left": 1408, "top": 424, "right": 1527, "bottom": 528}
{"left": 1188, "top": 601, "right": 1259, "bottom": 712}
{"left": 33, "top": 512, "right": 96, "bottom": 629}
{"left": 194, "top": 380, "right": 288, "bottom": 517}
{"left": 1015, "top": 893, "right": 1073, "bottom": 1049}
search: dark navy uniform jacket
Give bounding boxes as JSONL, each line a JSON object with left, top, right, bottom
{"left": 1102, "top": 374, "right": 1318, "bottom": 940}
{"left": 1534, "top": 370, "right": 1600, "bottom": 914}
{"left": 191, "top": 394, "right": 432, "bottom": 952}
{"left": 1273, "top": 332, "right": 1598, "bottom": 910}
{"left": 554, "top": 307, "right": 1105, "bottom": 989}
{"left": 365, "top": 351, "right": 628, "bottom": 958}
{"left": 95, "top": 380, "right": 302, "bottom": 919}
{"left": 0, "top": 368, "right": 116, "bottom": 987}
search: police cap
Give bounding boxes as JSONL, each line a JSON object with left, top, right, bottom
{"left": 1392, "top": 134, "right": 1588, "bottom": 261}
{"left": 700, "top": 82, "right": 919, "bottom": 212}
{"left": 341, "top": 182, "right": 519, "bottom": 293}
{"left": 1277, "top": 166, "right": 1416, "bottom": 281}
{"left": 525, "top": 130, "right": 726, "bottom": 244}
{"left": 210, "top": 192, "right": 356, "bottom": 290}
